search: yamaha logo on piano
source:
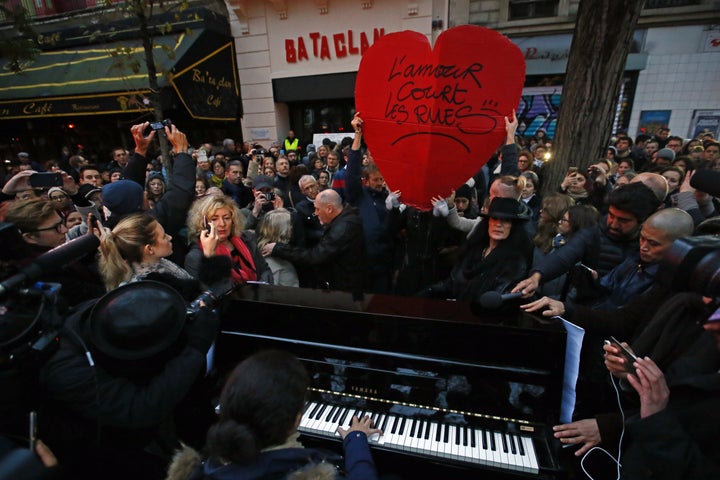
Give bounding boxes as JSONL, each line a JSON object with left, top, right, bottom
{"left": 350, "top": 386, "right": 378, "bottom": 395}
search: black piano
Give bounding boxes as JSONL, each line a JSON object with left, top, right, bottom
{"left": 216, "top": 284, "right": 568, "bottom": 479}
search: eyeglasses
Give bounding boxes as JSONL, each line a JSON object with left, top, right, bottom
{"left": 27, "top": 218, "right": 65, "bottom": 234}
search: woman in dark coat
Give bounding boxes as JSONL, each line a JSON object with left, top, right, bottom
{"left": 420, "top": 197, "right": 532, "bottom": 304}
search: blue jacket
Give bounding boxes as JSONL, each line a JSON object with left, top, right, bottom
{"left": 345, "top": 149, "right": 399, "bottom": 269}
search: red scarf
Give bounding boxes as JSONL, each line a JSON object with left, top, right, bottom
{"left": 211, "top": 236, "right": 257, "bottom": 284}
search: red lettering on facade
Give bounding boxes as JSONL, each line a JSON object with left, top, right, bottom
{"left": 348, "top": 29, "right": 359, "bottom": 55}
{"left": 297, "top": 37, "right": 309, "bottom": 61}
{"left": 309, "top": 32, "right": 321, "bottom": 57}
{"left": 285, "top": 39, "right": 296, "bottom": 63}
{"left": 360, "top": 32, "right": 370, "bottom": 55}
{"left": 333, "top": 33, "right": 347, "bottom": 58}
{"left": 320, "top": 35, "right": 331, "bottom": 60}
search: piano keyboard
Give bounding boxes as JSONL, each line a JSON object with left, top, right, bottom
{"left": 298, "top": 401, "right": 539, "bottom": 474}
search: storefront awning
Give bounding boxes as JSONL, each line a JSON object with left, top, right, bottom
{"left": 0, "top": 29, "right": 240, "bottom": 121}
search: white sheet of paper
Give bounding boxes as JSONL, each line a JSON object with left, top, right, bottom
{"left": 558, "top": 317, "right": 584, "bottom": 424}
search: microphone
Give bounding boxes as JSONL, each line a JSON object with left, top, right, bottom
{"left": 478, "top": 291, "right": 523, "bottom": 309}
{"left": 0, "top": 234, "right": 100, "bottom": 296}
{"left": 690, "top": 169, "right": 720, "bottom": 198}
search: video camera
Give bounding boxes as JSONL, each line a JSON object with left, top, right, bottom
{"left": 656, "top": 235, "right": 720, "bottom": 298}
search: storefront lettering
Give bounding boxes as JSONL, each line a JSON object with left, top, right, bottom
{"left": 0, "top": 108, "right": 10, "bottom": 116}
{"left": 37, "top": 32, "right": 62, "bottom": 46}
{"left": 523, "top": 47, "right": 569, "bottom": 62}
{"left": 192, "top": 69, "right": 234, "bottom": 91}
{"left": 71, "top": 103, "right": 100, "bottom": 111}
{"left": 207, "top": 95, "right": 222, "bottom": 107}
{"left": 23, "top": 102, "right": 53, "bottom": 115}
{"left": 285, "top": 28, "right": 385, "bottom": 63}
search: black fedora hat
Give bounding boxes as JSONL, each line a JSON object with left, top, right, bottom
{"left": 85, "top": 281, "right": 186, "bottom": 361}
{"left": 480, "top": 197, "right": 530, "bottom": 221}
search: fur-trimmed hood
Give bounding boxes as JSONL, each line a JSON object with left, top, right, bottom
{"left": 165, "top": 444, "right": 338, "bottom": 480}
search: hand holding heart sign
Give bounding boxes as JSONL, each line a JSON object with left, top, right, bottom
{"left": 355, "top": 25, "right": 526, "bottom": 210}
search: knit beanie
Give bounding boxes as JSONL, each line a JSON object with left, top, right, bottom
{"left": 102, "top": 180, "right": 144, "bottom": 216}
{"left": 455, "top": 183, "right": 474, "bottom": 200}
{"left": 656, "top": 148, "right": 675, "bottom": 162}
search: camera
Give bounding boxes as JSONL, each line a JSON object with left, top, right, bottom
{"left": 264, "top": 191, "right": 275, "bottom": 202}
{"left": 150, "top": 119, "right": 172, "bottom": 131}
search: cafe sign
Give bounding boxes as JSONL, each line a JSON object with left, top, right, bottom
{"left": 0, "top": 91, "right": 152, "bottom": 119}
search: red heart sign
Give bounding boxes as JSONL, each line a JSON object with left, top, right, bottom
{"left": 355, "top": 26, "right": 525, "bottom": 210}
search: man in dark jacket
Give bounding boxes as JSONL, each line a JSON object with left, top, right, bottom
{"left": 261, "top": 189, "right": 365, "bottom": 297}
{"left": 345, "top": 115, "right": 400, "bottom": 293}
{"left": 513, "top": 182, "right": 660, "bottom": 297}
{"left": 101, "top": 122, "right": 196, "bottom": 263}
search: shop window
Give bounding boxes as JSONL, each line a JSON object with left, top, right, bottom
{"left": 508, "top": 0, "right": 558, "bottom": 20}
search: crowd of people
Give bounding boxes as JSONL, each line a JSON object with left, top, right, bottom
{"left": 0, "top": 116, "right": 719, "bottom": 479}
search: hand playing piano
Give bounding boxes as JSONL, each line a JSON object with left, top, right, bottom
{"left": 337, "top": 414, "right": 382, "bottom": 440}
{"left": 552, "top": 419, "right": 601, "bottom": 456}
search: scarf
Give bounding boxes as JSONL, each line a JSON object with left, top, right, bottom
{"left": 213, "top": 236, "right": 257, "bottom": 284}
{"left": 130, "top": 258, "right": 194, "bottom": 283}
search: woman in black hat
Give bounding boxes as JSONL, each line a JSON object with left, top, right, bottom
{"left": 419, "top": 197, "right": 532, "bottom": 304}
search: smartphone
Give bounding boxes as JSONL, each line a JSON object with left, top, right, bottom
{"left": 88, "top": 213, "right": 99, "bottom": 230}
{"left": 609, "top": 336, "right": 638, "bottom": 374}
{"left": 567, "top": 167, "right": 579, "bottom": 175}
{"left": 29, "top": 172, "right": 63, "bottom": 188}
{"left": 203, "top": 215, "right": 211, "bottom": 234}
{"left": 29, "top": 411, "right": 37, "bottom": 451}
{"left": 150, "top": 119, "right": 172, "bottom": 130}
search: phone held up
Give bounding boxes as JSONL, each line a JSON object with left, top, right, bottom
{"left": 606, "top": 336, "right": 638, "bottom": 375}
{"left": 29, "top": 172, "right": 63, "bottom": 189}
{"left": 203, "top": 215, "right": 211, "bottom": 234}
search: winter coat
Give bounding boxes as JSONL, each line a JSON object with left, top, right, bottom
{"left": 272, "top": 206, "right": 365, "bottom": 295}
{"left": 166, "top": 431, "right": 377, "bottom": 480}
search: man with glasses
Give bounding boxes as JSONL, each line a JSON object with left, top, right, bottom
{"left": 665, "top": 136, "right": 684, "bottom": 156}
{"left": 295, "top": 175, "right": 323, "bottom": 248}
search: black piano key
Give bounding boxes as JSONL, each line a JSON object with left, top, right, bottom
{"left": 470, "top": 428, "right": 476, "bottom": 448}
{"left": 314, "top": 404, "right": 327, "bottom": 420}
{"left": 481, "top": 430, "right": 488, "bottom": 450}
{"left": 424, "top": 421, "right": 431, "bottom": 440}
{"left": 338, "top": 408, "right": 350, "bottom": 426}
{"left": 462, "top": 426, "right": 468, "bottom": 446}
{"left": 508, "top": 434, "right": 517, "bottom": 454}
{"left": 443, "top": 424, "right": 449, "bottom": 443}
{"left": 454, "top": 424, "right": 461, "bottom": 445}
{"left": 435, "top": 423, "right": 442, "bottom": 442}
{"left": 490, "top": 431, "right": 496, "bottom": 451}
{"left": 409, "top": 419, "right": 417, "bottom": 438}
{"left": 325, "top": 405, "right": 337, "bottom": 422}
{"left": 398, "top": 417, "right": 407, "bottom": 435}
{"left": 302, "top": 402, "right": 313, "bottom": 414}
{"left": 331, "top": 406, "right": 343, "bottom": 423}
{"left": 501, "top": 432, "right": 508, "bottom": 453}
{"left": 371, "top": 412, "right": 380, "bottom": 426}
{"left": 390, "top": 416, "right": 399, "bottom": 434}
{"left": 381, "top": 415, "right": 390, "bottom": 431}
{"left": 417, "top": 419, "right": 425, "bottom": 438}
{"left": 308, "top": 402, "right": 321, "bottom": 419}
{"left": 355, "top": 410, "right": 364, "bottom": 421}
{"left": 517, "top": 434, "right": 526, "bottom": 456}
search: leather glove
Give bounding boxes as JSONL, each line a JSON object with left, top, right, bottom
{"left": 185, "top": 308, "right": 221, "bottom": 353}
{"left": 433, "top": 199, "right": 449, "bottom": 217}
{"left": 385, "top": 192, "right": 400, "bottom": 210}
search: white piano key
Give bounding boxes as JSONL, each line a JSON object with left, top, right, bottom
{"left": 522, "top": 436, "right": 539, "bottom": 473}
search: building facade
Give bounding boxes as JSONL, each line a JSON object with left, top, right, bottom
{"left": 227, "top": 0, "right": 720, "bottom": 147}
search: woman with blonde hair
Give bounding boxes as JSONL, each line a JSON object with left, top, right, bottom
{"left": 185, "top": 195, "right": 272, "bottom": 285}
{"left": 256, "top": 208, "right": 298, "bottom": 287}
{"left": 99, "top": 212, "right": 221, "bottom": 291}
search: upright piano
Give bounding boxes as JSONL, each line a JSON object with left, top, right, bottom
{"left": 216, "top": 284, "right": 568, "bottom": 479}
